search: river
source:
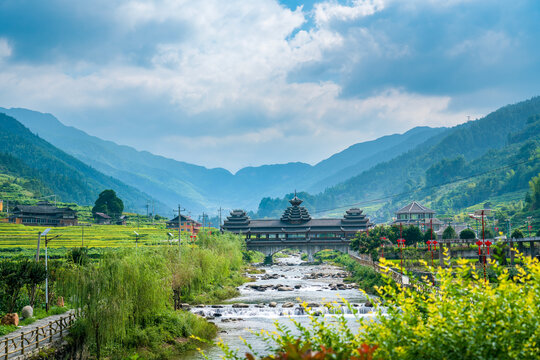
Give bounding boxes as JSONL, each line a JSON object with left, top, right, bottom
{"left": 184, "top": 253, "right": 378, "bottom": 359}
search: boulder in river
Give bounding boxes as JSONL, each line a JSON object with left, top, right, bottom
{"left": 232, "top": 303, "right": 250, "bottom": 308}
{"left": 294, "top": 284, "right": 302, "bottom": 289}
{"left": 269, "top": 302, "right": 277, "bottom": 308}
{"left": 277, "top": 286, "right": 294, "bottom": 291}
{"left": 282, "top": 302, "right": 294, "bottom": 308}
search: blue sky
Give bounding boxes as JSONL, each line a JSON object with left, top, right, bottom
{"left": 1, "top": 0, "right": 539, "bottom": 171}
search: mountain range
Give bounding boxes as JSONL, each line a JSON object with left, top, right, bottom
{"left": 0, "top": 107, "right": 444, "bottom": 214}
{"left": 1, "top": 96, "right": 538, "bottom": 219}
{"left": 255, "top": 97, "right": 540, "bottom": 221}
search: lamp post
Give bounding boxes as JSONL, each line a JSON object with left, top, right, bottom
{"left": 397, "top": 225, "right": 406, "bottom": 275}
{"left": 527, "top": 216, "right": 533, "bottom": 238}
{"left": 474, "top": 209, "right": 492, "bottom": 283}
{"left": 380, "top": 237, "right": 387, "bottom": 258}
{"left": 426, "top": 219, "right": 437, "bottom": 267}
{"left": 44, "top": 231, "right": 61, "bottom": 313}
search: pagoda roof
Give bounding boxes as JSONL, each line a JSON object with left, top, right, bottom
{"left": 222, "top": 196, "right": 371, "bottom": 234}
{"left": 396, "top": 201, "right": 435, "bottom": 214}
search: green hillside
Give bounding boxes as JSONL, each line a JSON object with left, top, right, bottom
{"left": 255, "top": 96, "right": 540, "bottom": 221}
{"left": 3, "top": 107, "right": 443, "bottom": 213}
{"left": 0, "top": 113, "right": 165, "bottom": 213}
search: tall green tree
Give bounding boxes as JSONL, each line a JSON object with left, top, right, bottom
{"left": 460, "top": 228, "right": 476, "bottom": 240}
{"left": 442, "top": 226, "right": 457, "bottom": 239}
{"left": 92, "top": 189, "right": 124, "bottom": 219}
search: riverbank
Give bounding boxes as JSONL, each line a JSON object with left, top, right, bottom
{"left": 55, "top": 231, "right": 250, "bottom": 359}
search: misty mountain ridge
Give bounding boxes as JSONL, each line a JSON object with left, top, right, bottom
{"left": 1, "top": 107, "right": 444, "bottom": 214}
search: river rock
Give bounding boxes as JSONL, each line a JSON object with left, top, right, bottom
{"left": 255, "top": 304, "right": 265, "bottom": 308}
{"left": 306, "top": 303, "right": 320, "bottom": 308}
{"left": 365, "top": 301, "right": 373, "bottom": 307}
{"left": 1, "top": 313, "right": 19, "bottom": 326}
{"left": 211, "top": 305, "right": 224, "bottom": 308}
{"left": 180, "top": 303, "right": 191, "bottom": 310}
{"left": 277, "top": 286, "right": 293, "bottom": 291}
{"left": 282, "top": 302, "right": 294, "bottom": 308}
{"left": 312, "top": 311, "right": 322, "bottom": 316}
{"left": 294, "top": 284, "right": 302, "bottom": 289}
{"left": 269, "top": 302, "right": 277, "bottom": 308}
{"left": 232, "top": 303, "right": 249, "bottom": 308}
{"left": 21, "top": 306, "right": 33, "bottom": 318}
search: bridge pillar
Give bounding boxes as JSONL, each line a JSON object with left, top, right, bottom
{"left": 518, "top": 241, "right": 524, "bottom": 255}
{"left": 530, "top": 242, "right": 536, "bottom": 259}
{"left": 264, "top": 254, "right": 273, "bottom": 265}
{"left": 438, "top": 244, "right": 443, "bottom": 267}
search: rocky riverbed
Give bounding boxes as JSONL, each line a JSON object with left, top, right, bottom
{"left": 183, "top": 254, "right": 376, "bottom": 359}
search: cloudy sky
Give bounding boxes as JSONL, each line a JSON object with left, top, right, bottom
{"left": 1, "top": 0, "right": 539, "bottom": 172}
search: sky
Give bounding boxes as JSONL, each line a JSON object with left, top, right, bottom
{"left": 1, "top": 0, "right": 539, "bottom": 172}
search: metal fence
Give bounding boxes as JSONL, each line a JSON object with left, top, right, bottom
{"left": 2, "top": 313, "right": 75, "bottom": 360}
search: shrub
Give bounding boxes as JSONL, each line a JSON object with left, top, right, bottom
{"left": 215, "top": 254, "right": 540, "bottom": 360}
{"left": 460, "top": 228, "right": 476, "bottom": 239}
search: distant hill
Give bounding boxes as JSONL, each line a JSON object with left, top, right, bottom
{"left": 2, "top": 107, "right": 443, "bottom": 213}
{"left": 0, "top": 113, "right": 165, "bottom": 213}
{"left": 255, "top": 96, "right": 540, "bottom": 221}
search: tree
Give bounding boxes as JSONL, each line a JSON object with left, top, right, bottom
{"left": 403, "top": 226, "right": 423, "bottom": 246}
{"left": 483, "top": 228, "right": 494, "bottom": 239}
{"left": 525, "top": 173, "right": 540, "bottom": 210}
{"left": 442, "top": 226, "right": 457, "bottom": 239}
{"left": 0, "top": 259, "right": 46, "bottom": 313}
{"left": 460, "top": 228, "right": 476, "bottom": 240}
{"left": 92, "top": 189, "right": 124, "bottom": 219}
{"left": 423, "top": 228, "right": 437, "bottom": 242}
{"left": 511, "top": 229, "right": 524, "bottom": 239}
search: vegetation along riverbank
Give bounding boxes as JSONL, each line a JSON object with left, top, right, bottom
{"left": 1, "top": 231, "right": 254, "bottom": 359}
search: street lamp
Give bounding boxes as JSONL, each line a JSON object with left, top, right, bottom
{"left": 474, "top": 209, "right": 492, "bottom": 282}
{"left": 527, "top": 216, "right": 533, "bottom": 238}
{"left": 426, "top": 219, "right": 437, "bottom": 267}
{"left": 396, "top": 225, "right": 406, "bottom": 275}
{"left": 43, "top": 230, "right": 61, "bottom": 312}
{"left": 380, "top": 237, "right": 387, "bottom": 258}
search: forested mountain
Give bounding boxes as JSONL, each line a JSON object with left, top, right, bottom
{"left": 2, "top": 107, "right": 443, "bottom": 213}
{"left": 0, "top": 113, "right": 165, "bottom": 212}
{"left": 255, "top": 96, "right": 540, "bottom": 221}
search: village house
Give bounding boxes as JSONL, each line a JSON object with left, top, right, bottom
{"left": 9, "top": 201, "right": 78, "bottom": 226}
{"left": 166, "top": 214, "right": 201, "bottom": 235}
{"left": 391, "top": 201, "right": 443, "bottom": 232}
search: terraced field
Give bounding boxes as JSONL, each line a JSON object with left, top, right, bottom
{"left": 0, "top": 223, "right": 179, "bottom": 249}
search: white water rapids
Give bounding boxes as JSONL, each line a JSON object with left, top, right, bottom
{"left": 183, "top": 254, "right": 380, "bottom": 359}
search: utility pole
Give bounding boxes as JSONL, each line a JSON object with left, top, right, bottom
{"left": 152, "top": 200, "right": 155, "bottom": 225}
{"left": 173, "top": 205, "right": 185, "bottom": 260}
{"left": 219, "top": 207, "right": 222, "bottom": 232}
{"left": 146, "top": 201, "right": 149, "bottom": 218}
{"left": 202, "top": 212, "right": 206, "bottom": 230}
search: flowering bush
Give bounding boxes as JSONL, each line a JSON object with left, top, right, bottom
{"left": 211, "top": 251, "right": 540, "bottom": 360}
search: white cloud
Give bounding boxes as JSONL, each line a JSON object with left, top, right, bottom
{"left": 0, "top": 38, "right": 12, "bottom": 61}
{"left": 314, "top": 0, "right": 385, "bottom": 26}
{"left": 0, "top": 0, "right": 511, "bottom": 171}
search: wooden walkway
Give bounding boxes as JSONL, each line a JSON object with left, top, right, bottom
{"left": 0, "top": 312, "right": 75, "bottom": 360}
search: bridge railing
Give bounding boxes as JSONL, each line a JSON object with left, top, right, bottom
{"left": 1, "top": 313, "right": 75, "bottom": 360}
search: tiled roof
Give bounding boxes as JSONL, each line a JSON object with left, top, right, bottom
{"left": 396, "top": 201, "right": 435, "bottom": 214}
